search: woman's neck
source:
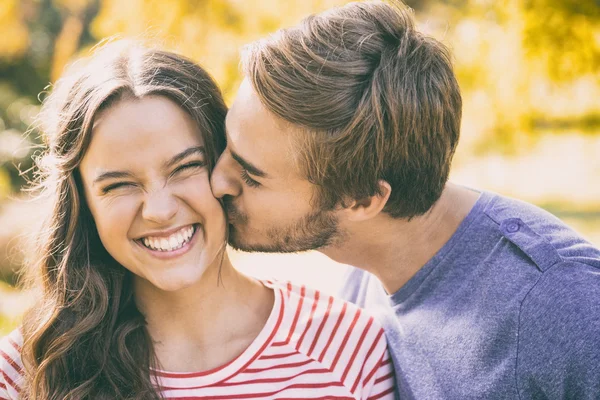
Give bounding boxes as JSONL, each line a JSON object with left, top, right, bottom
{"left": 134, "top": 252, "right": 274, "bottom": 372}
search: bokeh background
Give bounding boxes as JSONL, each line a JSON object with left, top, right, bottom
{"left": 1, "top": 0, "right": 599, "bottom": 336}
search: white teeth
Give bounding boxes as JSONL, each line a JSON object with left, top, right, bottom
{"left": 160, "top": 238, "right": 169, "bottom": 250}
{"left": 140, "top": 225, "right": 196, "bottom": 252}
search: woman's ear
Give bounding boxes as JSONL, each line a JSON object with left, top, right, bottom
{"left": 342, "top": 180, "right": 392, "bottom": 222}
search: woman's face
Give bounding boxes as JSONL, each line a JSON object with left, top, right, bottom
{"left": 79, "top": 95, "right": 226, "bottom": 292}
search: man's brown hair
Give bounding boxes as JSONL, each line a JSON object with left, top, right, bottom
{"left": 242, "top": 0, "right": 462, "bottom": 218}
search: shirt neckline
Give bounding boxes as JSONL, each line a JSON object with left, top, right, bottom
{"left": 388, "top": 190, "right": 494, "bottom": 305}
{"left": 152, "top": 280, "right": 283, "bottom": 387}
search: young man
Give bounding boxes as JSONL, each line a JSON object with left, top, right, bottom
{"left": 211, "top": 1, "right": 600, "bottom": 398}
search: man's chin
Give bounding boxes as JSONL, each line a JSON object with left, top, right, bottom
{"left": 227, "top": 232, "right": 329, "bottom": 254}
{"left": 226, "top": 225, "right": 265, "bottom": 253}
{"left": 226, "top": 227, "right": 306, "bottom": 253}
{"left": 226, "top": 217, "right": 341, "bottom": 253}
{"left": 226, "top": 234, "right": 291, "bottom": 253}
{"left": 226, "top": 237, "right": 259, "bottom": 253}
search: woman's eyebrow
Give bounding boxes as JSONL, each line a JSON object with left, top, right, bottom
{"left": 92, "top": 146, "right": 206, "bottom": 186}
{"left": 93, "top": 170, "right": 134, "bottom": 185}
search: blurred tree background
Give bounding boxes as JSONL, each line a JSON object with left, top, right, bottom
{"left": 1, "top": 0, "right": 599, "bottom": 334}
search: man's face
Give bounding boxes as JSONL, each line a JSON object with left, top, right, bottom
{"left": 211, "top": 79, "right": 341, "bottom": 253}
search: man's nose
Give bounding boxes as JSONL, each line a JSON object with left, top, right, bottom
{"left": 142, "top": 188, "right": 178, "bottom": 224}
{"left": 211, "top": 154, "right": 242, "bottom": 199}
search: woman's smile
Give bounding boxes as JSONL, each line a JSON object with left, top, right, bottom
{"left": 135, "top": 223, "right": 201, "bottom": 259}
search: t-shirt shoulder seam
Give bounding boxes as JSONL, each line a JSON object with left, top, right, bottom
{"left": 514, "top": 269, "right": 547, "bottom": 400}
{"left": 514, "top": 258, "right": 579, "bottom": 398}
{"left": 564, "top": 259, "right": 600, "bottom": 270}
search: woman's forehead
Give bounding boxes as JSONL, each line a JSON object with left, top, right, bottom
{"left": 82, "top": 96, "right": 204, "bottom": 171}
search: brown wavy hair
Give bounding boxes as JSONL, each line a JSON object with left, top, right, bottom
{"left": 242, "top": 0, "right": 462, "bottom": 218}
{"left": 20, "top": 39, "right": 227, "bottom": 399}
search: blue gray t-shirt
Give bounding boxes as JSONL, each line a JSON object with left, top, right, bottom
{"left": 341, "top": 191, "right": 600, "bottom": 399}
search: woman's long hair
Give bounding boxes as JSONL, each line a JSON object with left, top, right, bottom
{"left": 20, "top": 39, "right": 227, "bottom": 399}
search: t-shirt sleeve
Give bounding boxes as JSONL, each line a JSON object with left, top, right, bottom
{"left": 0, "top": 378, "right": 9, "bottom": 400}
{"left": 363, "top": 348, "right": 396, "bottom": 400}
{"left": 339, "top": 267, "right": 369, "bottom": 306}
{"left": 0, "top": 330, "right": 24, "bottom": 400}
{"left": 352, "top": 321, "right": 395, "bottom": 400}
{"left": 516, "top": 262, "right": 600, "bottom": 399}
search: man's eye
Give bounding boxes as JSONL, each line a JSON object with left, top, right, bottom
{"left": 240, "top": 169, "right": 260, "bottom": 188}
{"left": 102, "top": 182, "right": 135, "bottom": 194}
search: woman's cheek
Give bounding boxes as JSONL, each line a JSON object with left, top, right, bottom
{"left": 95, "top": 195, "right": 141, "bottom": 233}
{"left": 176, "top": 174, "right": 216, "bottom": 202}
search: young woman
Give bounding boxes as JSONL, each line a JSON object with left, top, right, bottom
{"left": 0, "top": 40, "right": 394, "bottom": 399}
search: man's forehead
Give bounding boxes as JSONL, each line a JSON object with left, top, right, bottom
{"left": 226, "top": 81, "right": 302, "bottom": 178}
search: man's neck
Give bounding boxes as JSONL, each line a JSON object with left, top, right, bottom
{"left": 324, "top": 184, "right": 480, "bottom": 294}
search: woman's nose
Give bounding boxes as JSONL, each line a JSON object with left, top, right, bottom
{"left": 142, "top": 188, "right": 179, "bottom": 224}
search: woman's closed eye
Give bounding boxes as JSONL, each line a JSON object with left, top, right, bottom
{"left": 101, "top": 181, "right": 137, "bottom": 194}
{"left": 100, "top": 161, "right": 207, "bottom": 194}
{"left": 171, "top": 161, "right": 207, "bottom": 177}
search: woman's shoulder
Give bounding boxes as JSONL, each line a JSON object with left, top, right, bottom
{"left": 265, "top": 279, "right": 384, "bottom": 326}
{"left": 263, "top": 279, "right": 388, "bottom": 354}
{"left": 0, "top": 329, "right": 24, "bottom": 399}
{"left": 0, "top": 329, "right": 23, "bottom": 367}
{"left": 261, "top": 279, "right": 392, "bottom": 396}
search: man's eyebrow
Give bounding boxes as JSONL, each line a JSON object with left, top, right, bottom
{"left": 230, "top": 150, "right": 268, "bottom": 178}
{"left": 163, "top": 146, "right": 205, "bottom": 169}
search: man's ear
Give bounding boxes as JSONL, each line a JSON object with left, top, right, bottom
{"left": 343, "top": 180, "right": 392, "bottom": 222}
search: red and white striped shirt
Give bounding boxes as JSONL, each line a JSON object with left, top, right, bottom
{"left": 0, "top": 281, "right": 395, "bottom": 399}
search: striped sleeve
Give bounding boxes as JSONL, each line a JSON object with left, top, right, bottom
{"left": 327, "top": 306, "right": 395, "bottom": 400}
{"left": 364, "top": 349, "right": 395, "bottom": 400}
{"left": 0, "top": 376, "right": 7, "bottom": 400}
{"left": 277, "top": 282, "right": 398, "bottom": 399}
{"left": 0, "top": 330, "right": 24, "bottom": 400}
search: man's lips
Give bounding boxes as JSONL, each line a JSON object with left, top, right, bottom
{"left": 223, "top": 201, "right": 247, "bottom": 224}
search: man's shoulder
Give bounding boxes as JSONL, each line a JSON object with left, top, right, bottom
{"left": 483, "top": 192, "right": 600, "bottom": 270}
{"left": 515, "top": 260, "right": 600, "bottom": 397}
{"left": 479, "top": 193, "right": 600, "bottom": 396}
{"left": 518, "top": 258, "right": 600, "bottom": 329}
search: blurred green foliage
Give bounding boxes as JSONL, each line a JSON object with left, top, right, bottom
{"left": 523, "top": 0, "right": 600, "bottom": 81}
{"left": 0, "top": 314, "right": 13, "bottom": 337}
{"left": 0, "top": 0, "right": 599, "bottom": 199}
{"left": 0, "top": 280, "right": 21, "bottom": 334}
